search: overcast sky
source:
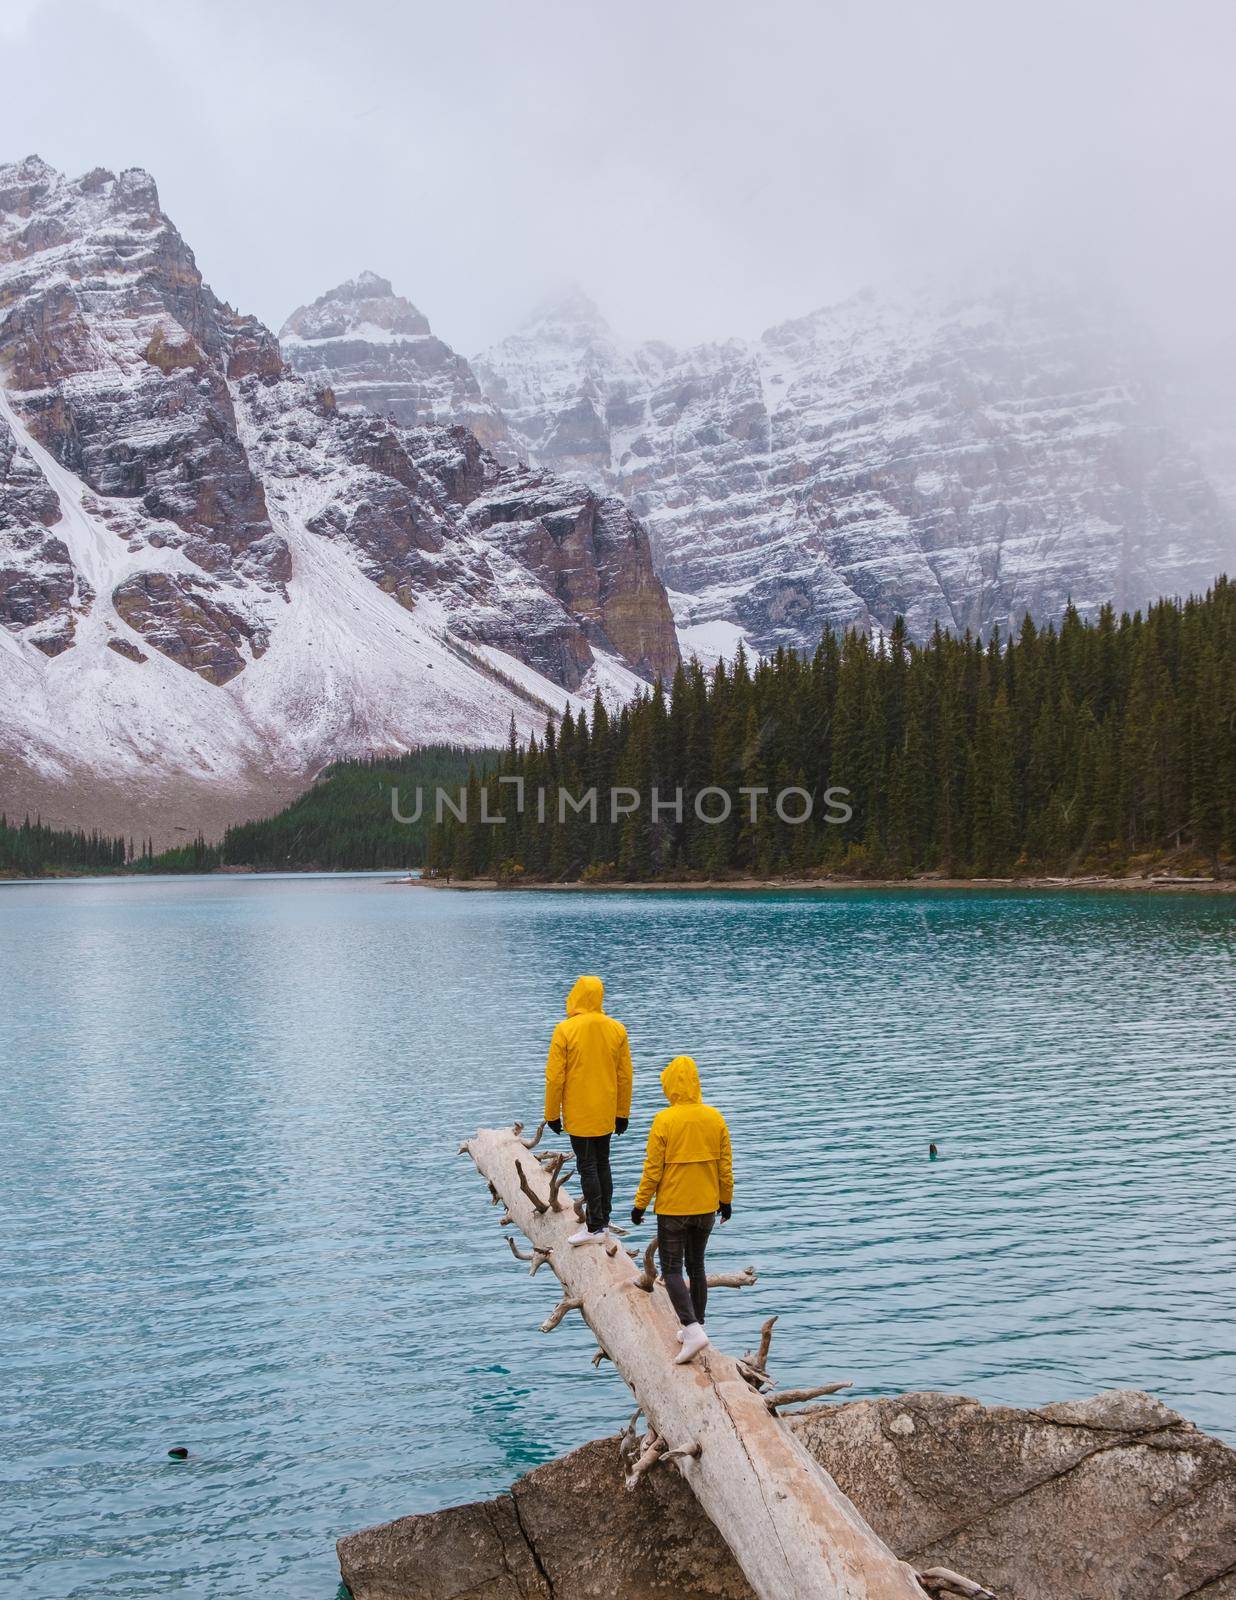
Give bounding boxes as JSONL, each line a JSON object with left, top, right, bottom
{"left": 2, "top": 0, "right": 1234, "bottom": 358}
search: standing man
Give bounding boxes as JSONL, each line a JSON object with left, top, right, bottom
{"left": 545, "top": 975, "right": 633, "bottom": 1245}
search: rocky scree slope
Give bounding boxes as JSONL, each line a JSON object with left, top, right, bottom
{"left": 0, "top": 158, "right": 677, "bottom": 833}
{"left": 473, "top": 285, "right": 1235, "bottom": 655}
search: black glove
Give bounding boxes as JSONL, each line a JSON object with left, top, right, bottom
{"left": 547, "top": 1119, "right": 562, "bottom": 1135}
{"left": 630, "top": 1207, "right": 644, "bottom": 1226}
{"left": 614, "top": 1117, "right": 628, "bottom": 1136}
{"left": 718, "top": 1202, "right": 732, "bottom": 1222}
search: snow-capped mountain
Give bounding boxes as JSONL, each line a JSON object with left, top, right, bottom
{"left": 474, "top": 285, "right": 1236, "bottom": 652}
{"left": 0, "top": 158, "right": 677, "bottom": 840}
{"left": 281, "top": 272, "right": 511, "bottom": 456}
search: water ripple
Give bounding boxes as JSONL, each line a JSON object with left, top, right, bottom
{"left": 0, "top": 877, "right": 1233, "bottom": 1596}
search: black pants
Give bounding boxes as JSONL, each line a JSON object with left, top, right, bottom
{"left": 657, "top": 1212, "right": 714, "bottom": 1326}
{"left": 570, "top": 1134, "right": 613, "bottom": 1233}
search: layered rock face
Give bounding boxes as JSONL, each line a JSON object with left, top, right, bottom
{"left": 0, "top": 158, "right": 677, "bottom": 827}
{"left": 0, "top": 159, "right": 281, "bottom": 578}
{"left": 0, "top": 411, "right": 79, "bottom": 655}
{"left": 338, "top": 1389, "right": 1236, "bottom": 1600}
{"left": 281, "top": 272, "right": 510, "bottom": 455}
{"left": 476, "top": 286, "right": 1236, "bottom": 652}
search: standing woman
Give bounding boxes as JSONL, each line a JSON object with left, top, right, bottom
{"left": 544, "top": 975, "right": 633, "bottom": 1244}
{"left": 630, "top": 1056, "right": 733, "bottom": 1364}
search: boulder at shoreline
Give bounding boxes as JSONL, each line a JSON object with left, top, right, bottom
{"left": 338, "top": 1389, "right": 1236, "bottom": 1599}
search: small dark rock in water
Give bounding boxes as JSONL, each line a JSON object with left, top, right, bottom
{"left": 167, "top": 1447, "right": 189, "bottom": 1460}
{"left": 929, "top": 1142, "right": 939, "bottom": 1160}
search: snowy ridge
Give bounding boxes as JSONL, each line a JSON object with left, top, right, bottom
{"left": 475, "top": 282, "right": 1236, "bottom": 650}
{"left": 0, "top": 158, "right": 676, "bottom": 826}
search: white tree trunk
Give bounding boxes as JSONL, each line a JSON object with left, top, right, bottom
{"left": 464, "top": 1125, "right": 936, "bottom": 1600}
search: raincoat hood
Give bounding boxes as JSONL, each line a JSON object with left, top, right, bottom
{"left": 566, "top": 975, "right": 605, "bottom": 1017}
{"left": 661, "top": 1055, "right": 702, "bottom": 1105}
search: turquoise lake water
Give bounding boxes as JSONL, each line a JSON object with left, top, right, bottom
{"left": 1, "top": 875, "right": 1234, "bottom": 1597}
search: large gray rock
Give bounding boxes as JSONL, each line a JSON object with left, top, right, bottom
{"left": 338, "top": 1390, "right": 1236, "bottom": 1600}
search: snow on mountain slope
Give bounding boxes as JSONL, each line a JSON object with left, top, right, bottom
{"left": 0, "top": 378, "right": 582, "bottom": 790}
{"left": 475, "top": 283, "right": 1236, "bottom": 651}
{"left": 0, "top": 158, "right": 678, "bottom": 834}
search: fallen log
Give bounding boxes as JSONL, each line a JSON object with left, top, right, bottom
{"left": 463, "top": 1123, "right": 946, "bottom": 1600}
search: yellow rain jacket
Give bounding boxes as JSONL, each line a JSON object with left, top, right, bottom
{"left": 544, "top": 976, "right": 633, "bottom": 1137}
{"left": 633, "top": 1056, "right": 733, "bottom": 1216}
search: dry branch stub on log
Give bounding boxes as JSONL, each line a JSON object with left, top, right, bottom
{"left": 634, "top": 1237, "right": 659, "bottom": 1292}
{"left": 765, "top": 1382, "right": 853, "bottom": 1412}
{"left": 624, "top": 1431, "right": 665, "bottom": 1489}
{"left": 514, "top": 1158, "right": 549, "bottom": 1215}
{"left": 617, "top": 1407, "right": 642, "bottom": 1469}
{"left": 916, "top": 1572, "right": 998, "bottom": 1600}
{"left": 462, "top": 1124, "right": 967, "bottom": 1600}
{"left": 540, "top": 1295, "right": 583, "bottom": 1333}
{"left": 749, "top": 1314, "right": 777, "bottom": 1371}
{"left": 701, "top": 1265, "right": 758, "bottom": 1289}
{"left": 548, "top": 1160, "right": 574, "bottom": 1210}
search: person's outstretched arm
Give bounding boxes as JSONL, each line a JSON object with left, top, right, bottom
{"left": 631, "top": 1118, "right": 665, "bottom": 1221}
{"left": 718, "top": 1116, "right": 734, "bottom": 1217}
{"left": 544, "top": 1024, "right": 567, "bottom": 1128}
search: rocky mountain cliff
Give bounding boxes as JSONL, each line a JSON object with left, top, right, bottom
{"left": 0, "top": 158, "right": 677, "bottom": 839}
{"left": 475, "top": 285, "right": 1236, "bottom": 654}
{"left": 281, "top": 272, "right": 511, "bottom": 455}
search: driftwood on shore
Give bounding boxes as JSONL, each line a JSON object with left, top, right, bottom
{"left": 456, "top": 1123, "right": 996, "bottom": 1600}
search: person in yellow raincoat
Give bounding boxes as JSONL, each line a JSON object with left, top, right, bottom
{"left": 630, "top": 1055, "right": 733, "bottom": 1364}
{"left": 544, "top": 975, "right": 633, "bottom": 1244}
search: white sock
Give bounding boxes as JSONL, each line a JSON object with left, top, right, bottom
{"left": 674, "top": 1323, "right": 709, "bottom": 1363}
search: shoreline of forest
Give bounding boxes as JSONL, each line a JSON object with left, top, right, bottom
{"left": 400, "top": 872, "right": 1236, "bottom": 895}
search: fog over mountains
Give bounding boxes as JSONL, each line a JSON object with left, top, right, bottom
{"left": 289, "top": 271, "right": 1236, "bottom": 659}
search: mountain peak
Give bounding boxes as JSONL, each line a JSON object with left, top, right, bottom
{"left": 0, "top": 152, "right": 60, "bottom": 183}
{"left": 114, "top": 166, "right": 160, "bottom": 206}
{"left": 0, "top": 156, "right": 167, "bottom": 232}
{"left": 280, "top": 273, "right": 431, "bottom": 344}
{"left": 0, "top": 154, "right": 63, "bottom": 211}
{"left": 279, "top": 273, "right": 512, "bottom": 454}
{"left": 348, "top": 269, "right": 394, "bottom": 296}
{"left": 520, "top": 283, "right": 612, "bottom": 338}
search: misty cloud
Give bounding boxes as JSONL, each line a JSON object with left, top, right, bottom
{"left": 1, "top": 0, "right": 1233, "bottom": 360}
